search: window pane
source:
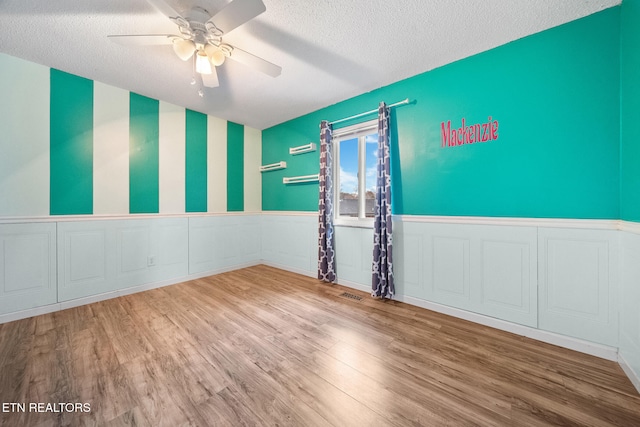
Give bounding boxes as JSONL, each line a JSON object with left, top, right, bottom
{"left": 339, "top": 137, "right": 358, "bottom": 217}
{"left": 365, "top": 133, "right": 378, "bottom": 217}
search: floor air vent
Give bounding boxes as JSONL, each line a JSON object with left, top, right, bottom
{"left": 339, "top": 292, "right": 363, "bottom": 301}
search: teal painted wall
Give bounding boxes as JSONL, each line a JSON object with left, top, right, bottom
{"left": 50, "top": 69, "right": 94, "bottom": 215}
{"left": 227, "top": 121, "right": 245, "bottom": 212}
{"left": 262, "top": 8, "right": 621, "bottom": 218}
{"left": 621, "top": 0, "right": 640, "bottom": 221}
{"left": 185, "top": 109, "right": 208, "bottom": 212}
{"left": 129, "top": 93, "right": 160, "bottom": 214}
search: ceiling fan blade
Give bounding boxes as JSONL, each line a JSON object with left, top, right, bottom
{"left": 201, "top": 67, "right": 219, "bottom": 88}
{"left": 208, "top": 0, "right": 266, "bottom": 34}
{"left": 145, "top": 0, "right": 184, "bottom": 21}
{"left": 227, "top": 47, "right": 281, "bottom": 78}
{"left": 108, "top": 34, "right": 175, "bottom": 46}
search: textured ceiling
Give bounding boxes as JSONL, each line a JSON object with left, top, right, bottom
{"left": 0, "top": 0, "right": 620, "bottom": 129}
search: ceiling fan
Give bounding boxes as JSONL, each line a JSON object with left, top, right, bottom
{"left": 108, "top": 0, "right": 281, "bottom": 91}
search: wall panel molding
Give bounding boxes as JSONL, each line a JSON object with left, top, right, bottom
{"left": 619, "top": 230, "right": 640, "bottom": 392}
{"left": 58, "top": 218, "right": 189, "bottom": 301}
{"left": 396, "top": 215, "right": 618, "bottom": 230}
{"left": 394, "top": 222, "right": 538, "bottom": 327}
{"left": 335, "top": 226, "right": 373, "bottom": 286}
{"left": 0, "top": 212, "right": 637, "bottom": 389}
{"left": 189, "top": 215, "right": 262, "bottom": 275}
{"left": 480, "top": 240, "right": 532, "bottom": 319}
{"left": 261, "top": 214, "right": 317, "bottom": 276}
{"left": 0, "top": 223, "right": 57, "bottom": 315}
{"left": 538, "top": 228, "right": 618, "bottom": 346}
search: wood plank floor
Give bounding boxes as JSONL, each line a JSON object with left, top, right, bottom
{"left": 0, "top": 265, "right": 639, "bottom": 426}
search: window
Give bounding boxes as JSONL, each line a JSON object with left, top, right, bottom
{"left": 333, "top": 120, "right": 378, "bottom": 226}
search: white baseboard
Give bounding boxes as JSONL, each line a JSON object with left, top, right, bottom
{"left": 319, "top": 277, "right": 619, "bottom": 362}
{"left": 260, "top": 263, "right": 619, "bottom": 362}
{"left": 260, "top": 260, "right": 316, "bottom": 279}
{"left": 336, "top": 277, "right": 372, "bottom": 294}
{"left": 398, "top": 295, "right": 618, "bottom": 361}
{"left": 0, "top": 260, "right": 625, "bottom": 379}
{"left": 0, "top": 261, "right": 261, "bottom": 325}
{"left": 259, "top": 262, "right": 373, "bottom": 296}
{"left": 618, "top": 353, "right": 640, "bottom": 394}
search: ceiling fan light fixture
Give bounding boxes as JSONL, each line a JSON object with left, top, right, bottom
{"left": 204, "top": 44, "right": 225, "bottom": 66}
{"left": 173, "top": 38, "right": 196, "bottom": 61}
{"left": 195, "top": 50, "right": 213, "bottom": 74}
{"left": 210, "top": 49, "right": 226, "bottom": 66}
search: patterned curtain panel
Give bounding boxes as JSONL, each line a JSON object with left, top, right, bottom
{"left": 318, "top": 120, "right": 336, "bottom": 282}
{"left": 372, "top": 102, "right": 394, "bottom": 298}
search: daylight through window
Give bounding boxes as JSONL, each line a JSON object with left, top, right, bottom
{"left": 334, "top": 120, "right": 378, "bottom": 224}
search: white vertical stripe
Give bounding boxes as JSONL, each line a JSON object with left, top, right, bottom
{"left": 0, "top": 54, "right": 50, "bottom": 217}
{"left": 159, "top": 102, "right": 186, "bottom": 214}
{"left": 93, "top": 82, "right": 130, "bottom": 215}
{"left": 243, "top": 126, "right": 262, "bottom": 212}
{"left": 207, "top": 116, "right": 227, "bottom": 213}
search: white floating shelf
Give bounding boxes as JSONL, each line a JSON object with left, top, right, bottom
{"left": 259, "top": 161, "right": 286, "bottom": 172}
{"left": 289, "top": 143, "right": 317, "bottom": 155}
{"left": 283, "top": 174, "right": 320, "bottom": 184}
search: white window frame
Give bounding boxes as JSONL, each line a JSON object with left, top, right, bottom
{"left": 333, "top": 119, "right": 377, "bottom": 228}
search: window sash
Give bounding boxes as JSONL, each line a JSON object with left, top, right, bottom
{"left": 333, "top": 120, "right": 377, "bottom": 225}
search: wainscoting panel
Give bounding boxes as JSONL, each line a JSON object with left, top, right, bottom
{"left": 335, "top": 226, "right": 373, "bottom": 287}
{"left": 482, "top": 241, "right": 525, "bottom": 307}
{"left": 218, "top": 221, "right": 241, "bottom": 265}
{"left": 392, "top": 221, "right": 538, "bottom": 327}
{"left": 617, "top": 229, "right": 640, "bottom": 386}
{"left": 117, "top": 218, "right": 188, "bottom": 288}
{"left": 118, "top": 226, "right": 149, "bottom": 275}
{"left": 478, "top": 227, "right": 537, "bottom": 327}
{"left": 59, "top": 218, "right": 189, "bottom": 301}
{"left": 393, "top": 221, "right": 422, "bottom": 297}
{"left": 261, "top": 214, "right": 316, "bottom": 275}
{"left": 189, "top": 219, "right": 216, "bottom": 270}
{"left": 431, "top": 235, "right": 471, "bottom": 305}
{"left": 188, "top": 215, "right": 261, "bottom": 275}
{"left": 538, "top": 228, "right": 618, "bottom": 346}
{"left": 240, "top": 222, "right": 262, "bottom": 261}
{"left": 59, "top": 224, "right": 112, "bottom": 300}
{"left": 68, "top": 231, "right": 106, "bottom": 283}
{"left": 0, "top": 223, "right": 57, "bottom": 315}
{"left": 159, "top": 222, "right": 190, "bottom": 270}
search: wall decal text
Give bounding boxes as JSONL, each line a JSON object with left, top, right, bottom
{"left": 441, "top": 117, "right": 499, "bottom": 147}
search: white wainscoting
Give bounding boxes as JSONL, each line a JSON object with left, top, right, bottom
{"left": 0, "top": 223, "right": 57, "bottom": 315}
{"left": 335, "top": 226, "right": 374, "bottom": 288}
{"left": 538, "top": 227, "right": 619, "bottom": 347}
{"left": 260, "top": 213, "right": 317, "bottom": 276}
{"left": 58, "top": 217, "right": 189, "bottom": 301}
{"left": 189, "top": 215, "right": 261, "bottom": 275}
{"left": 1, "top": 213, "right": 637, "bottom": 383}
{"left": 258, "top": 215, "right": 627, "bottom": 356}
{"left": 395, "top": 221, "right": 538, "bottom": 328}
{"left": 619, "top": 228, "right": 640, "bottom": 391}
{"left": 0, "top": 214, "right": 265, "bottom": 324}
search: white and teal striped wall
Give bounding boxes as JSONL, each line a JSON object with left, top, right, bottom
{"left": 0, "top": 53, "right": 264, "bottom": 339}
{"left": 0, "top": 53, "right": 261, "bottom": 218}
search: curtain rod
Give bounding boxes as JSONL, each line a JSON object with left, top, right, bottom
{"left": 328, "top": 98, "right": 410, "bottom": 126}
